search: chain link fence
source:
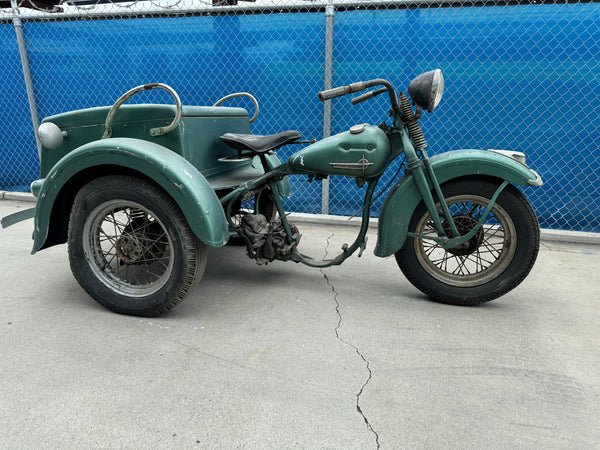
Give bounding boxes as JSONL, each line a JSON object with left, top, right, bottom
{"left": 1, "top": 0, "right": 599, "bottom": 232}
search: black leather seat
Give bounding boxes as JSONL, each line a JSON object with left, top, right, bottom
{"left": 220, "top": 130, "right": 302, "bottom": 155}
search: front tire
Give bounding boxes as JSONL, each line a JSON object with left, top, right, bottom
{"left": 68, "top": 175, "right": 207, "bottom": 316}
{"left": 395, "top": 178, "right": 539, "bottom": 305}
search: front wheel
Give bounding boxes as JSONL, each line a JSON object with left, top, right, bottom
{"left": 395, "top": 178, "right": 540, "bottom": 305}
{"left": 68, "top": 175, "right": 207, "bottom": 316}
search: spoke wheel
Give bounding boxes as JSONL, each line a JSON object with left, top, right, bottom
{"left": 82, "top": 201, "right": 175, "bottom": 297}
{"left": 395, "top": 178, "right": 539, "bottom": 305}
{"left": 414, "top": 194, "right": 517, "bottom": 288}
{"left": 68, "top": 176, "right": 207, "bottom": 316}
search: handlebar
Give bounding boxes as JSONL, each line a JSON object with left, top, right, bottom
{"left": 318, "top": 82, "right": 368, "bottom": 101}
{"left": 351, "top": 87, "right": 388, "bottom": 105}
{"left": 318, "top": 79, "right": 400, "bottom": 111}
{"left": 317, "top": 86, "right": 347, "bottom": 101}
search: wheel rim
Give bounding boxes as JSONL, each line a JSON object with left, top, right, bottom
{"left": 413, "top": 194, "right": 517, "bottom": 287}
{"left": 82, "top": 200, "right": 175, "bottom": 297}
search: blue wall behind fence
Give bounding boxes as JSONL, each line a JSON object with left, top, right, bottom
{"left": 1, "top": 4, "right": 599, "bottom": 231}
{"left": 330, "top": 4, "right": 600, "bottom": 233}
{"left": 0, "top": 22, "right": 40, "bottom": 190}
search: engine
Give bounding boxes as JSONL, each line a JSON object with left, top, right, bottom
{"left": 241, "top": 214, "right": 300, "bottom": 264}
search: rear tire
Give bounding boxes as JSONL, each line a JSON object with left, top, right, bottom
{"left": 395, "top": 178, "right": 539, "bottom": 305}
{"left": 68, "top": 175, "right": 207, "bottom": 316}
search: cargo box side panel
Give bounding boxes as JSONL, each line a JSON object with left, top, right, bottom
{"left": 39, "top": 104, "right": 250, "bottom": 179}
{"left": 181, "top": 112, "right": 251, "bottom": 176}
{"left": 180, "top": 107, "right": 273, "bottom": 190}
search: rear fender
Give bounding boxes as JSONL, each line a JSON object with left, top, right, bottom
{"left": 374, "top": 149, "right": 542, "bottom": 257}
{"left": 33, "top": 137, "right": 228, "bottom": 253}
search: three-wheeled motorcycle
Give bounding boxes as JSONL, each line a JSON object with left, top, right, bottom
{"left": 2, "top": 70, "right": 542, "bottom": 316}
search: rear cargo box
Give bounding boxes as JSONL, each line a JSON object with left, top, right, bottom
{"left": 40, "top": 104, "right": 258, "bottom": 188}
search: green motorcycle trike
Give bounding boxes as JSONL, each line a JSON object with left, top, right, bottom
{"left": 3, "top": 70, "right": 542, "bottom": 316}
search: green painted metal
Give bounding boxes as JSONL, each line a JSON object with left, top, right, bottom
{"left": 30, "top": 178, "right": 43, "bottom": 197}
{"left": 41, "top": 105, "right": 247, "bottom": 175}
{"left": 287, "top": 125, "right": 391, "bottom": 177}
{"left": 265, "top": 154, "right": 291, "bottom": 199}
{"left": 427, "top": 150, "right": 542, "bottom": 186}
{"left": 373, "top": 149, "right": 543, "bottom": 257}
{"left": 288, "top": 176, "right": 380, "bottom": 268}
{"left": 40, "top": 103, "right": 289, "bottom": 193}
{"left": 1, "top": 207, "right": 35, "bottom": 228}
{"left": 30, "top": 103, "right": 296, "bottom": 254}
{"left": 30, "top": 94, "right": 542, "bottom": 267}
{"left": 32, "top": 137, "right": 229, "bottom": 254}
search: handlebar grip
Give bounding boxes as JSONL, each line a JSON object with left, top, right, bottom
{"left": 351, "top": 87, "right": 388, "bottom": 105}
{"left": 318, "top": 82, "right": 368, "bottom": 101}
{"left": 318, "top": 86, "right": 348, "bottom": 101}
{"left": 351, "top": 91, "right": 375, "bottom": 105}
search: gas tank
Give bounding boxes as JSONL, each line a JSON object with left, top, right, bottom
{"left": 288, "top": 124, "right": 391, "bottom": 177}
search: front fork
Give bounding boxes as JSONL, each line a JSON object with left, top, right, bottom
{"left": 399, "top": 129, "right": 508, "bottom": 249}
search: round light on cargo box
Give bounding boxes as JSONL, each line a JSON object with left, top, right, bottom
{"left": 38, "top": 122, "right": 67, "bottom": 149}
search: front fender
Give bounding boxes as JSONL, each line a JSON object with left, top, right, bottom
{"left": 33, "top": 137, "right": 229, "bottom": 253}
{"left": 374, "top": 149, "right": 542, "bottom": 257}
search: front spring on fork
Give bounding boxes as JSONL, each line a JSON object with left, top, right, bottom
{"left": 399, "top": 92, "right": 427, "bottom": 151}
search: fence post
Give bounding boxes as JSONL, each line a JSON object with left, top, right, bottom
{"left": 11, "top": 0, "right": 41, "bottom": 159}
{"left": 321, "top": 0, "right": 334, "bottom": 215}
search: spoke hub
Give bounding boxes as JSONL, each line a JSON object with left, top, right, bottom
{"left": 444, "top": 215, "right": 483, "bottom": 256}
{"left": 115, "top": 235, "right": 143, "bottom": 263}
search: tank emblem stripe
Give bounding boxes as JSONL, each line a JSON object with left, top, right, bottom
{"left": 329, "top": 155, "right": 374, "bottom": 174}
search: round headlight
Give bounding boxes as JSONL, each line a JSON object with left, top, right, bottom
{"left": 37, "top": 122, "right": 66, "bottom": 149}
{"left": 407, "top": 69, "right": 444, "bottom": 113}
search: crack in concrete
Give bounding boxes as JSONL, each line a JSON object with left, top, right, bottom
{"left": 321, "top": 233, "right": 380, "bottom": 449}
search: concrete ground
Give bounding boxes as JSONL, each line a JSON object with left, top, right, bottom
{"left": 1, "top": 198, "right": 599, "bottom": 449}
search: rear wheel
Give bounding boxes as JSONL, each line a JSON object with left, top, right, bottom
{"left": 395, "top": 178, "right": 539, "bottom": 305}
{"left": 68, "top": 175, "right": 207, "bottom": 316}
